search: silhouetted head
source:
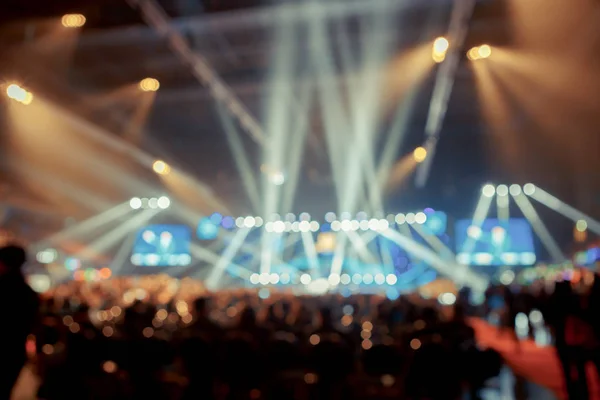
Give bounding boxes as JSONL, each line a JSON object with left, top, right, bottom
{"left": 0, "top": 244, "right": 27, "bottom": 274}
{"left": 238, "top": 306, "right": 256, "bottom": 328}
{"left": 194, "top": 297, "right": 209, "bottom": 317}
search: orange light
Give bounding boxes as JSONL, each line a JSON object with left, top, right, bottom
{"left": 99, "top": 267, "right": 112, "bottom": 279}
{"left": 73, "top": 270, "right": 85, "bottom": 281}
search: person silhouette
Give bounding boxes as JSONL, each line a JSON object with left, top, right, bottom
{"left": 0, "top": 244, "right": 39, "bottom": 399}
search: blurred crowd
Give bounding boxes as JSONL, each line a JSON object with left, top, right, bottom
{"left": 2, "top": 244, "right": 600, "bottom": 400}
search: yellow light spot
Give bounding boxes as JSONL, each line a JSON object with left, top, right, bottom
{"left": 413, "top": 146, "right": 427, "bottom": 163}
{"left": 139, "top": 77, "right": 160, "bottom": 92}
{"left": 62, "top": 315, "right": 73, "bottom": 326}
{"left": 61, "top": 14, "right": 86, "bottom": 28}
{"left": 477, "top": 44, "right": 492, "bottom": 59}
{"left": 152, "top": 160, "right": 170, "bottom": 175}
{"left": 361, "top": 330, "right": 372, "bottom": 339}
{"left": 362, "top": 339, "right": 373, "bottom": 350}
{"left": 576, "top": 219, "right": 588, "bottom": 232}
{"left": 467, "top": 47, "right": 480, "bottom": 61}
{"left": 69, "top": 322, "right": 80, "bottom": 333}
{"left": 362, "top": 321, "right": 373, "bottom": 331}
{"left": 433, "top": 37, "right": 449, "bottom": 53}
{"left": 102, "top": 326, "right": 114, "bottom": 337}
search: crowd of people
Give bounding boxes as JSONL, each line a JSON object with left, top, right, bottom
{"left": 1, "top": 243, "right": 600, "bottom": 399}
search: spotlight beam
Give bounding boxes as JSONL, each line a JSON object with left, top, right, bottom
{"left": 128, "top": 0, "right": 265, "bottom": 145}
{"left": 74, "top": 208, "right": 159, "bottom": 262}
{"left": 206, "top": 228, "right": 251, "bottom": 289}
{"left": 527, "top": 186, "right": 600, "bottom": 235}
{"left": 415, "top": 0, "right": 477, "bottom": 187}
{"left": 461, "top": 192, "right": 494, "bottom": 255}
{"left": 511, "top": 193, "right": 566, "bottom": 263}
{"left": 381, "top": 228, "right": 488, "bottom": 291}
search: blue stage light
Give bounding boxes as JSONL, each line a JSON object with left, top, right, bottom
{"left": 221, "top": 216, "right": 235, "bottom": 230}
{"left": 210, "top": 213, "right": 223, "bottom": 225}
{"left": 197, "top": 217, "right": 219, "bottom": 240}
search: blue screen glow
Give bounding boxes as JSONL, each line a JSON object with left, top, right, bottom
{"left": 455, "top": 218, "right": 536, "bottom": 266}
{"left": 131, "top": 224, "right": 191, "bottom": 267}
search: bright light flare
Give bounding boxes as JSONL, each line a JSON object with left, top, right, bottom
{"left": 467, "top": 45, "right": 492, "bottom": 61}
{"left": 130, "top": 197, "right": 142, "bottom": 209}
{"left": 139, "top": 77, "right": 160, "bottom": 92}
{"left": 432, "top": 37, "right": 449, "bottom": 63}
{"left": 413, "top": 146, "right": 427, "bottom": 163}
{"left": 61, "top": 13, "right": 86, "bottom": 28}
{"left": 482, "top": 184, "right": 495, "bottom": 198}
{"left": 152, "top": 160, "right": 170, "bottom": 175}
{"left": 6, "top": 84, "right": 33, "bottom": 105}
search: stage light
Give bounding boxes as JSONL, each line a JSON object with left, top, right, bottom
{"left": 331, "top": 221, "right": 341, "bottom": 231}
{"left": 576, "top": 219, "right": 588, "bottom": 232}
{"left": 467, "top": 47, "right": 480, "bottom": 61}
{"left": 405, "top": 213, "right": 416, "bottom": 224}
{"left": 273, "top": 221, "right": 286, "bottom": 233}
{"left": 280, "top": 273, "right": 291, "bottom": 284}
{"left": 299, "top": 220, "right": 311, "bottom": 232}
{"left": 341, "top": 220, "right": 352, "bottom": 232}
{"left": 236, "top": 217, "right": 245, "bottom": 228}
{"left": 243, "top": 216, "right": 256, "bottom": 228}
{"left": 157, "top": 196, "right": 170, "bottom": 209}
{"left": 378, "top": 219, "right": 390, "bottom": 231}
{"left": 352, "top": 273, "right": 363, "bottom": 284}
{"left": 250, "top": 274, "right": 260, "bottom": 284}
{"left": 356, "top": 211, "right": 368, "bottom": 221}
{"left": 395, "top": 213, "right": 406, "bottom": 225}
{"left": 300, "top": 274, "right": 312, "bottom": 285}
{"left": 271, "top": 171, "right": 285, "bottom": 185}
{"left": 363, "top": 273, "right": 374, "bottom": 284}
{"left": 291, "top": 222, "right": 300, "bottom": 232}
{"left": 433, "top": 37, "right": 449, "bottom": 53}
{"left": 414, "top": 212, "right": 427, "bottom": 224}
{"left": 139, "top": 77, "right": 160, "bottom": 92}
{"left": 285, "top": 213, "right": 296, "bottom": 222}
{"left": 61, "top": 13, "right": 86, "bottom": 28}
{"left": 496, "top": 185, "right": 509, "bottom": 197}
{"left": 310, "top": 221, "right": 320, "bottom": 232}
{"left": 482, "top": 184, "right": 495, "bottom": 198}
{"left": 130, "top": 197, "right": 142, "bottom": 209}
{"left": 325, "top": 212, "right": 336, "bottom": 223}
{"left": 350, "top": 220, "right": 359, "bottom": 231}
{"left": 254, "top": 216, "right": 263, "bottom": 227}
{"left": 148, "top": 198, "right": 158, "bottom": 209}
{"left": 509, "top": 184, "right": 522, "bottom": 196}
{"left": 6, "top": 83, "right": 33, "bottom": 105}
{"left": 340, "top": 274, "right": 351, "bottom": 285}
{"left": 478, "top": 45, "right": 492, "bottom": 59}
{"left": 386, "top": 274, "right": 397, "bottom": 285}
{"left": 340, "top": 212, "right": 352, "bottom": 220}
{"left": 374, "top": 274, "right": 385, "bottom": 285}
{"left": 36, "top": 249, "right": 58, "bottom": 264}
{"left": 259, "top": 273, "right": 269, "bottom": 285}
{"left": 264, "top": 221, "right": 273, "bottom": 232}
{"left": 152, "top": 160, "right": 170, "bottom": 175}
{"left": 432, "top": 37, "right": 449, "bottom": 63}
{"left": 328, "top": 274, "right": 341, "bottom": 285}
{"left": 413, "top": 146, "right": 427, "bottom": 163}
{"left": 359, "top": 220, "right": 369, "bottom": 231}
{"left": 368, "top": 219, "right": 379, "bottom": 230}
{"left": 269, "top": 273, "right": 279, "bottom": 284}
{"left": 299, "top": 212, "right": 311, "bottom": 221}
{"left": 523, "top": 183, "right": 536, "bottom": 196}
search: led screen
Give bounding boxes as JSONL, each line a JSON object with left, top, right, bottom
{"left": 131, "top": 224, "right": 192, "bottom": 267}
{"left": 455, "top": 218, "right": 536, "bottom": 266}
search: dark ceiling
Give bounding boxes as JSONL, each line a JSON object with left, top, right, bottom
{"left": 0, "top": 0, "right": 599, "bottom": 251}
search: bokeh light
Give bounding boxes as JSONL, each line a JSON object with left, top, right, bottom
{"left": 139, "top": 77, "right": 160, "bottom": 92}
{"left": 61, "top": 13, "right": 86, "bottom": 28}
{"left": 152, "top": 160, "right": 170, "bottom": 175}
{"left": 413, "top": 146, "right": 427, "bottom": 163}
